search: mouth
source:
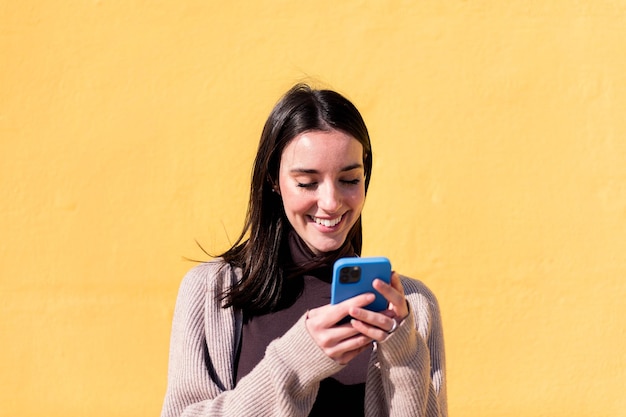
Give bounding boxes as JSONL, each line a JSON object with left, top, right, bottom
{"left": 310, "top": 214, "right": 343, "bottom": 228}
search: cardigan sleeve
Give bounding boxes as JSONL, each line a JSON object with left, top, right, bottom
{"left": 160, "top": 261, "right": 345, "bottom": 417}
{"left": 364, "top": 276, "right": 448, "bottom": 417}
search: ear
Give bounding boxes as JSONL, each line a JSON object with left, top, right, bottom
{"left": 266, "top": 175, "right": 281, "bottom": 195}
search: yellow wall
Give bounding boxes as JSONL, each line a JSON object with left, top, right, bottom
{"left": 2, "top": 1, "right": 625, "bottom": 416}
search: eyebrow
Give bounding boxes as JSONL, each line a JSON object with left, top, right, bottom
{"left": 289, "top": 163, "right": 364, "bottom": 174}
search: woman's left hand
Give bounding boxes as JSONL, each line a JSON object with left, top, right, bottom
{"left": 348, "top": 271, "right": 409, "bottom": 342}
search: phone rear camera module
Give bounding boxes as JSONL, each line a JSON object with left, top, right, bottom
{"left": 340, "top": 266, "right": 361, "bottom": 283}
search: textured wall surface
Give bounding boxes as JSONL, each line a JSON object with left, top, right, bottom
{"left": 2, "top": 1, "right": 626, "bottom": 416}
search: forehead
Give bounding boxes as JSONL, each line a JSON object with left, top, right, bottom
{"left": 280, "top": 130, "right": 364, "bottom": 169}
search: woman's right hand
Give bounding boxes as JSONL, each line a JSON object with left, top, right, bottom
{"left": 304, "top": 293, "right": 376, "bottom": 365}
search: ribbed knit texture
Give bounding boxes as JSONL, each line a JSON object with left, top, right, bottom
{"left": 160, "top": 260, "right": 448, "bottom": 417}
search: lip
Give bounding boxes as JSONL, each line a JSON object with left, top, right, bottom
{"left": 308, "top": 214, "right": 345, "bottom": 229}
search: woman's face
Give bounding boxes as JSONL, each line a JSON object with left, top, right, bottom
{"left": 278, "top": 129, "right": 366, "bottom": 255}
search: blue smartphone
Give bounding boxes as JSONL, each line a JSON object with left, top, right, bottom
{"left": 331, "top": 257, "right": 392, "bottom": 312}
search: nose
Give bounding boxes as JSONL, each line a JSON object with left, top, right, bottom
{"left": 318, "top": 183, "right": 342, "bottom": 213}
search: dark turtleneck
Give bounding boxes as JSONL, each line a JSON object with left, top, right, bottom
{"left": 235, "top": 230, "right": 371, "bottom": 416}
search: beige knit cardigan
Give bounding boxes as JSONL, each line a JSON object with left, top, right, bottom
{"left": 161, "top": 260, "right": 447, "bottom": 417}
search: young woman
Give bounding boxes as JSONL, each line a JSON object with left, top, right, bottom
{"left": 160, "top": 84, "right": 447, "bottom": 417}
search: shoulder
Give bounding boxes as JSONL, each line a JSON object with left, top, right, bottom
{"left": 177, "top": 259, "right": 242, "bottom": 301}
{"left": 399, "top": 275, "right": 441, "bottom": 308}
{"left": 399, "top": 275, "right": 443, "bottom": 339}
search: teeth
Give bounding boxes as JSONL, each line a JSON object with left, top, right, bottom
{"left": 313, "top": 215, "right": 342, "bottom": 227}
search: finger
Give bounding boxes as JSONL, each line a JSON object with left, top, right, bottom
{"left": 309, "top": 292, "right": 376, "bottom": 326}
{"left": 328, "top": 332, "right": 373, "bottom": 355}
{"left": 372, "top": 273, "right": 408, "bottom": 319}
{"left": 390, "top": 271, "right": 405, "bottom": 293}
{"left": 306, "top": 293, "right": 377, "bottom": 334}
{"left": 348, "top": 306, "right": 390, "bottom": 330}
{"left": 350, "top": 318, "right": 394, "bottom": 343}
{"left": 373, "top": 277, "right": 404, "bottom": 308}
{"left": 378, "top": 271, "right": 405, "bottom": 296}
{"left": 310, "top": 327, "right": 373, "bottom": 364}
{"left": 348, "top": 303, "right": 400, "bottom": 332}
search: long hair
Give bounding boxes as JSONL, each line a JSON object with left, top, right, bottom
{"left": 220, "top": 84, "right": 373, "bottom": 314}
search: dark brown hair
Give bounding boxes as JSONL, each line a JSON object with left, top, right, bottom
{"left": 220, "top": 84, "right": 372, "bottom": 314}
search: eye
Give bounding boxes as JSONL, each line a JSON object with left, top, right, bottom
{"left": 297, "top": 182, "right": 318, "bottom": 189}
{"left": 340, "top": 179, "right": 361, "bottom": 186}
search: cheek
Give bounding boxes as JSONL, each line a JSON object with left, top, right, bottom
{"left": 281, "top": 190, "right": 313, "bottom": 215}
{"left": 347, "top": 187, "right": 366, "bottom": 208}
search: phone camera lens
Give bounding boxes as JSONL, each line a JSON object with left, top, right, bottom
{"left": 339, "top": 266, "right": 361, "bottom": 283}
{"left": 350, "top": 267, "right": 360, "bottom": 279}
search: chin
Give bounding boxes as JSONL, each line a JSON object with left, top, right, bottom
{"left": 309, "top": 238, "right": 347, "bottom": 255}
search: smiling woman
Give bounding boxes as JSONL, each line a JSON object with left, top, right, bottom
{"left": 160, "top": 84, "right": 447, "bottom": 417}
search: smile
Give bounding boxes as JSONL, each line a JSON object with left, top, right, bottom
{"left": 311, "top": 215, "right": 343, "bottom": 227}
